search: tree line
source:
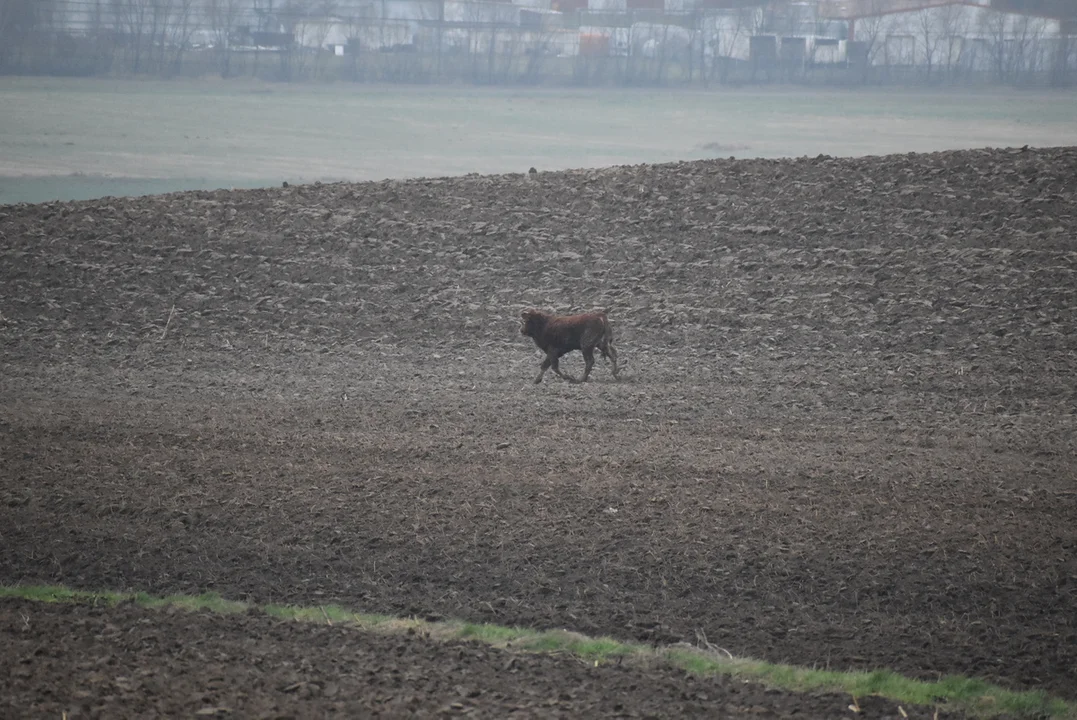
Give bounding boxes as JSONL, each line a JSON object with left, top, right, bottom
{"left": 0, "top": 0, "right": 1073, "bottom": 87}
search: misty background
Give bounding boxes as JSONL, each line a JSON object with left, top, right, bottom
{"left": 1, "top": 0, "right": 1075, "bottom": 86}
{"left": 2, "top": 0, "right": 1076, "bottom": 205}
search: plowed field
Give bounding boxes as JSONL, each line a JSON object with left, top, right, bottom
{"left": 2, "top": 147, "right": 1075, "bottom": 716}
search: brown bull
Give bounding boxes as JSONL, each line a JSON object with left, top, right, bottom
{"left": 520, "top": 309, "right": 620, "bottom": 384}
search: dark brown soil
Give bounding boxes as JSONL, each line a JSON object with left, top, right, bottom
{"left": 2, "top": 597, "right": 959, "bottom": 718}
{"left": 2, "top": 147, "right": 1076, "bottom": 713}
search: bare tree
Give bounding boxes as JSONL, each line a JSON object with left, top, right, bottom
{"left": 145, "top": 0, "right": 170, "bottom": 73}
{"left": 621, "top": 24, "right": 645, "bottom": 85}
{"left": 378, "top": 0, "right": 390, "bottom": 53}
{"left": 497, "top": 27, "right": 523, "bottom": 84}
{"left": 110, "top": 0, "right": 151, "bottom": 74}
{"left": 462, "top": 0, "right": 484, "bottom": 83}
{"left": 85, "top": 0, "right": 117, "bottom": 74}
{"left": 520, "top": 25, "right": 557, "bottom": 85}
{"left": 653, "top": 21, "right": 674, "bottom": 85}
{"left": 934, "top": 2, "right": 969, "bottom": 83}
{"left": 340, "top": 11, "right": 366, "bottom": 81}
{"left": 686, "top": 6, "right": 703, "bottom": 84}
{"left": 163, "top": 0, "right": 200, "bottom": 76}
{"left": 709, "top": 8, "right": 750, "bottom": 85}
{"left": 979, "top": 10, "right": 1009, "bottom": 82}
{"left": 914, "top": 7, "right": 943, "bottom": 82}
{"left": 1049, "top": 28, "right": 1075, "bottom": 86}
{"left": 309, "top": 0, "right": 338, "bottom": 80}
{"left": 485, "top": 14, "right": 498, "bottom": 83}
{"left": 277, "top": 0, "right": 329, "bottom": 80}
{"left": 851, "top": 2, "right": 896, "bottom": 83}
{"left": 1009, "top": 13, "right": 1047, "bottom": 84}
{"left": 0, "top": 0, "right": 56, "bottom": 70}
{"left": 205, "top": 0, "right": 243, "bottom": 77}
{"left": 414, "top": 0, "right": 442, "bottom": 80}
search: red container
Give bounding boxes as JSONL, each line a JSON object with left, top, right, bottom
{"left": 579, "top": 33, "right": 610, "bottom": 56}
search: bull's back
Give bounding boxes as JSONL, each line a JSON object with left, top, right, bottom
{"left": 535, "top": 312, "right": 610, "bottom": 354}
{"left": 570, "top": 314, "right": 610, "bottom": 348}
{"left": 546, "top": 319, "right": 587, "bottom": 351}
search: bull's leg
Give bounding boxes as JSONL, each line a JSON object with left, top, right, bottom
{"left": 596, "top": 339, "right": 619, "bottom": 378}
{"left": 606, "top": 341, "right": 619, "bottom": 378}
{"left": 534, "top": 356, "right": 553, "bottom": 384}
{"left": 537, "top": 351, "right": 577, "bottom": 383}
{"left": 581, "top": 347, "right": 596, "bottom": 382}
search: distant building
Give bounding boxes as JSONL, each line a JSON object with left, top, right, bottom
{"left": 39, "top": 0, "right": 1077, "bottom": 71}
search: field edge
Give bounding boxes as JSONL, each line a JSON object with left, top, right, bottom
{"left": 3, "top": 584, "right": 1072, "bottom": 720}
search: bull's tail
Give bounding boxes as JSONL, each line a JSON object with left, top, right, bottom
{"left": 597, "top": 313, "right": 615, "bottom": 364}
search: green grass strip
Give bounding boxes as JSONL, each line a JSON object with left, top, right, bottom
{"left": 2, "top": 584, "right": 1073, "bottom": 719}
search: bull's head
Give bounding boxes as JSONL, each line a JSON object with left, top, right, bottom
{"left": 520, "top": 309, "right": 548, "bottom": 339}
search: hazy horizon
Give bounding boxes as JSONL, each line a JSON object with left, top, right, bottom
{"left": 3, "top": 77, "right": 1076, "bottom": 205}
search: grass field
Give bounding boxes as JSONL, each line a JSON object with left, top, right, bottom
{"left": 5, "top": 585, "right": 1072, "bottom": 719}
{"left": 2, "top": 76, "right": 1076, "bottom": 205}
